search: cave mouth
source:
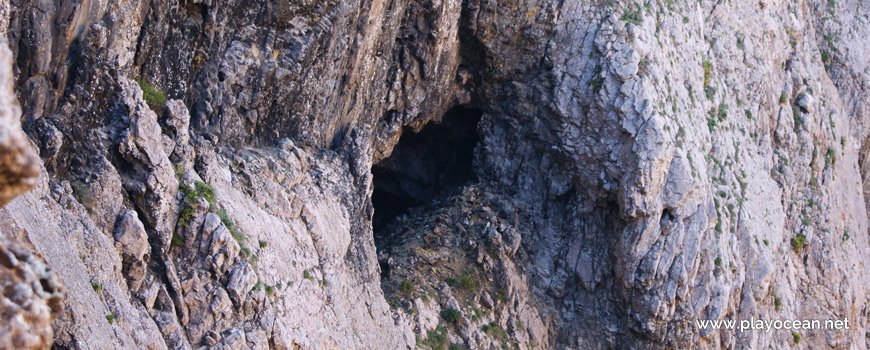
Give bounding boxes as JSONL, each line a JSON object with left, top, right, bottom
{"left": 371, "top": 106, "right": 482, "bottom": 269}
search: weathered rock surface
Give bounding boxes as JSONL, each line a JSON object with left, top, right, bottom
{"left": 0, "top": 37, "right": 62, "bottom": 350}
{"left": 0, "top": 0, "right": 868, "bottom": 349}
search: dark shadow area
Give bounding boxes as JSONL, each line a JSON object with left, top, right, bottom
{"left": 371, "top": 106, "right": 482, "bottom": 274}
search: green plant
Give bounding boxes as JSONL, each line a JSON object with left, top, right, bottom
{"left": 137, "top": 79, "right": 167, "bottom": 111}
{"left": 178, "top": 205, "right": 195, "bottom": 228}
{"left": 717, "top": 103, "right": 728, "bottom": 121}
{"left": 792, "top": 331, "right": 801, "bottom": 344}
{"left": 791, "top": 233, "right": 806, "bottom": 254}
{"left": 265, "top": 285, "right": 274, "bottom": 295}
{"left": 793, "top": 107, "right": 803, "bottom": 129}
{"left": 714, "top": 256, "right": 722, "bottom": 266}
{"left": 418, "top": 325, "right": 448, "bottom": 350}
{"left": 441, "top": 308, "right": 461, "bottom": 323}
{"left": 707, "top": 117, "right": 717, "bottom": 132}
{"left": 252, "top": 283, "right": 262, "bottom": 292}
{"left": 106, "top": 314, "right": 115, "bottom": 324}
{"left": 779, "top": 93, "right": 787, "bottom": 104}
{"left": 459, "top": 274, "right": 476, "bottom": 292}
{"left": 775, "top": 296, "right": 782, "bottom": 311}
{"left": 173, "top": 162, "right": 185, "bottom": 178}
{"left": 445, "top": 277, "right": 460, "bottom": 288}
{"left": 259, "top": 240, "right": 268, "bottom": 248}
{"left": 702, "top": 60, "right": 713, "bottom": 87}
{"left": 589, "top": 77, "right": 604, "bottom": 94}
{"left": 303, "top": 269, "right": 311, "bottom": 279}
{"left": 496, "top": 288, "right": 507, "bottom": 303}
{"left": 705, "top": 87, "right": 715, "bottom": 100}
{"left": 215, "top": 207, "right": 245, "bottom": 242}
{"left": 400, "top": 279, "right": 415, "bottom": 294}
{"left": 620, "top": 4, "right": 644, "bottom": 25}
{"left": 71, "top": 181, "right": 93, "bottom": 206}
{"left": 826, "top": 147, "right": 837, "bottom": 166}
{"left": 91, "top": 282, "right": 102, "bottom": 293}
{"left": 171, "top": 235, "right": 184, "bottom": 247}
{"left": 481, "top": 322, "right": 508, "bottom": 341}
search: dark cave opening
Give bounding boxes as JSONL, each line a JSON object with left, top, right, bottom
{"left": 371, "top": 106, "right": 482, "bottom": 275}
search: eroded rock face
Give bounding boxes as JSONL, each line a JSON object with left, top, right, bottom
{"left": 0, "top": 40, "right": 39, "bottom": 207}
{"left": 0, "top": 0, "right": 868, "bottom": 349}
{"left": 0, "top": 39, "right": 62, "bottom": 350}
{"left": 0, "top": 239, "right": 63, "bottom": 350}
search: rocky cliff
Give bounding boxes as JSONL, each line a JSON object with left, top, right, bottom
{"left": 0, "top": 0, "right": 868, "bottom": 348}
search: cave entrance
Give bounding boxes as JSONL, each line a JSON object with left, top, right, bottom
{"left": 371, "top": 106, "right": 482, "bottom": 274}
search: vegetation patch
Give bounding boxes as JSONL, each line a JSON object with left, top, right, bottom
{"left": 138, "top": 79, "right": 167, "bottom": 111}
{"left": 441, "top": 308, "right": 461, "bottom": 323}
{"left": 791, "top": 233, "right": 806, "bottom": 254}
{"left": 417, "top": 325, "right": 449, "bottom": 350}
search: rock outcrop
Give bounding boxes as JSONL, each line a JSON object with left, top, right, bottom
{"left": 0, "top": 0, "right": 868, "bottom": 349}
{"left": 0, "top": 39, "right": 62, "bottom": 350}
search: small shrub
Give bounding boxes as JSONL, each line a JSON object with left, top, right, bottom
{"left": 481, "top": 322, "right": 508, "bottom": 340}
{"left": 173, "top": 163, "right": 185, "bottom": 178}
{"left": 303, "top": 269, "right": 311, "bottom": 279}
{"left": 706, "top": 117, "right": 717, "bottom": 132}
{"left": 702, "top": 61, "right": 713, "bottom": 87}
{"left": 589, "top": 77, "right": 604, "bottom": 93}
{"left": 775, "top": 296, "right": 782, "bottom": 311}
{"left": 825, "top": 147, "right": 837, "bottom": 167}
{"left": 793, "top": 107, "right": 803, "bottom": 129}
{"left": 419, "top": 326, "right": 448, "bottom": 349}
{"left": 240, "top": 247, "right": 251, "bottom": 258}
{"left": 792, "top": 331, "right": 801, "bottom": 344}
{"left": 91, "top": 282, "right": 102, "bottom": 293}
{"left": 265, "top": 285, "right": 274, "bottom": 295}
{"left": 620, "top": 4, "right": 644, "bottom": 25}
{"left": 400, "top": 280, "right": 415, "bottom": 294}
{"left": 441, "top": 308, "right": 461, "bottom": 323}
{"left": 137, "top": 79, "right": 167, "bottom": 111}
{"left": 791, "top": 233, "right": 806, "bottom": 254}
{"left": 714, "top": 256, "right": 722, "bottom": 266}
{"left": 779, "top": 93, "right": 787, "bottom": 104}
{"left": 171, "top": 235, "right": 184, "bottom": 247}
{"left": 445, "top": 277, "right": 460, "bottom": 288}
{"left": 717, "top": 103, "right": 728, "bottom": 121}
{"left": 252, "top": 283, "right": 262, "bottom": 292}
{"left": 459, "top": 274, "right": 476, "bottom": 292}
{"left": 178, "top": 205, "right": 195, "bottom": 228}
{"left": 106, "top": 314, "right": 115, "bottom": 324}
{"left": 71, "top": 181, "right": 93, "bottom": 206}
{"left": 259, "top": 240, "right": 268, "bottom": 248}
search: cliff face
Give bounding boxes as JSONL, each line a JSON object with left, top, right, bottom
{"left": 0, "top": 0, "right": 868, "bottom": 349}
